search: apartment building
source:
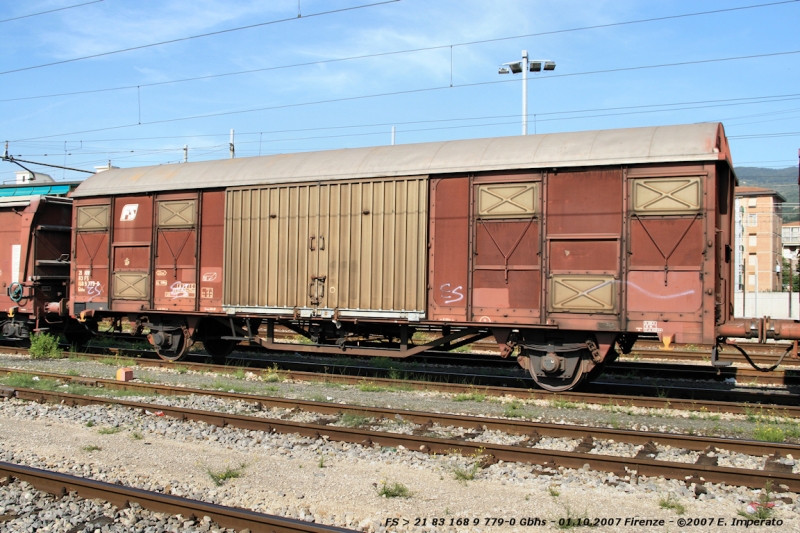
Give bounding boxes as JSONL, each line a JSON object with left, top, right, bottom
{"left": 735, "top": 186, "right": 785, "bottom": 292}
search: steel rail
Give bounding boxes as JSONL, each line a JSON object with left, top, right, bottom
{"left": 3, "top": 349, "right": 799, "bottom": 414}
{"left": 0, "top": 461, "right": 356, "bottom": 533}
{"left": 0, "top": 367, "right": 796, "bottom": 458}
{"left": 4, "top": 386, "right": 799, "bottom": 492}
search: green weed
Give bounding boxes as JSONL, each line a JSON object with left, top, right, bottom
{"left": 357, "top": 382, "right": 386, "bottom": 392}
{"left": 97, "top": 426, "right": 121, "bottom": 435}
{"left": 548, "top": 486, "right": 560, "bottom": 497}
{"left": 453, "top": 393, "right": 486, "bottom": 403}
{"left": 207, "top": 463, "right": 246, "bottom": 486}
{"left": 375, "top": 480, "right": 411, "bottom": 498}
{"left": 549, "top": 397, "right": 577, "bottom": 410}
{"left": 659, "top": 494, "right": 686, "bottom": 515}
{"left": 753, "top": 425, "right": 785, "bottom": 443}
{"left": 452, "top": 463, "right": 480, "bottom": 483}
{"left": 130, "top": 432, "right": 144, "bottom": 440}
{"left": 3, "top": 373, "right": 57, "bottom": 390}
{"left": 504, "top": 400, "right": 524, "bottom": 418}
{"left": 339, "top": 413, "right": 371, "bottom": 427}
{"left": 737, "top": 481, "right": 774, "bottom": 520}
{"left": 174, "top": 365, "right": 188, "bottom": 374}
{"left": 29, "top": 333, "right": 61, "bottom": 359}
{"left": 81, "top": 445, "right": 102, "bottom": 452}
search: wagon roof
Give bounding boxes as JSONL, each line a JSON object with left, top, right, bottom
{"left": 71, "top": 122, "right": 732, "bottom": 198}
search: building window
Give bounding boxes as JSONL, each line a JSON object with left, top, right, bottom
{"left": 744, "top": 214, "right": 758, "bottom": 226}
{"left": 749, "top": 234, "right": 757, "bottom": 247}
{"left": 748, "top": 198, "right": 757, "bottom": 207}
{"left": 748, "top": 274, "right": 756, "bottom": 286}
{"left": 748, "top": 254, "right": 757, "bottom": 266}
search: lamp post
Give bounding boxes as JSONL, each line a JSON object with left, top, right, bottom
{"left": 498, "top": 51, "right": 555, "bottom": 135}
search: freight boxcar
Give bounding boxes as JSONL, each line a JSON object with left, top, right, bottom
{"left": 67, "top": 122, "right": 793, "bottom": 390}
{"left": 0, "top": 194, "right": 74, "bottom": 341}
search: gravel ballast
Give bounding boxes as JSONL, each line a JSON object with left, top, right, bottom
{"left": 1, "top": 353, "right": 798, "bottom": 531}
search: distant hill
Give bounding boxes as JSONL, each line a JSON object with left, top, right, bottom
{"left": 735, "top": 166, "right": 798, "bottom": 222}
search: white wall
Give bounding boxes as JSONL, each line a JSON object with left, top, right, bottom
{"left": 733, "top": 291, "right": 799, "bottom": 319}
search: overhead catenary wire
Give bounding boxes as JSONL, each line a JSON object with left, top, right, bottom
{"left": 8, "top": 91, "right": 800, "bottom": 146}
{"left": 12, "top": 48, "right": 800, "bottom": 143}
{"left": 0, "top": 1, "right": 400, "bottom": 76}
{"left": 2, "top": 0, "right": 797, "bottom": 103}
{"left": 0, "top": 1, "right": 103, "bottom": 24}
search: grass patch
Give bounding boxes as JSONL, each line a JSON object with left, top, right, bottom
{"left": 453, "top": 393, "right": 486, "bottom": 403}
{"left": 339, "top": 413, "right": 371, "bottom": 427}
{"left": 753, "top": 425, "right": 785, "bottom": 443}
{"left": 504, "top": 400, "right": 524, "bottom": 418}
{"left": 97, "top": 426, "right": 121, "bottom": 435}
{"left": 2, "top": 373, "right": 57, "bottom": 391}
{"left": 549, "top": 397, "right": 578, "bottom": 410}
{"left": 66, "top": 369, "right": 81, "bottom": 377}
{"left": 207, "top": 463, "right": 246, "bottom": 486}
{"left": 548, "top": 486, "right": 560, "bottom": 497}
{"left": 263, "top": 372, "right": 281, "bottom": 383}
{"left": 357, "top": 381, "right": 387, "bottom": 392}
{"left": 174, "top": 365, "right": 188, "bottom": 374}
{"left": 85, "top": 420, "right": 95, "bottom": 428}
{"left": 555, "top": 505, "right": 594, "bottom": 529}
{"left": 375, "top": 480, "right": 411, "bottom": 498}
{"left": 229, "top": 367, "right": 247, "bottom": 380}
{"left": 318, "top": 455, "right": 326, "bottom": 468}
{"left": 81, "top": 445, "right": 102, "bottom": 452}
{"left": 68, "top": 355, "right": 90, "bottom": 362}
{"left": 452, "top": 463, "right": 480, "bottom": 483}
{"left": 659, "top": 494, "right": 686, "bottom": 515}
{"left": 130, "top": 432, "right": 144, "bottom": 440}
{"left": 29, "top": 333, "right": 62, "bottom": 359}
{"left": 210, "top": 380, "right": 255, "bottom": 394}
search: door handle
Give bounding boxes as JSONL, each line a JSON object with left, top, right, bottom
{"left": 319, "top": 236, "right": 325, "bottom": 251}
{"left": 309, "top": 236, "right": 315, "bottom": 251}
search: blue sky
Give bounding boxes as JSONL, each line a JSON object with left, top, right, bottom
{"left": 1, "top": 0, "right": 798, "bottom": 183}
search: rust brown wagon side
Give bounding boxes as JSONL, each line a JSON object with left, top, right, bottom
{"left": 67, "top": 122, "right": 779, "bottom": 390}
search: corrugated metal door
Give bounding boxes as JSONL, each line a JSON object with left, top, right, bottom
{"left": 224, "top": 177, "right": 427, "bottom": 317}
{"left": 225, "top": 184, "right": 316, "bottom": 309}
{"left": 470, "top": 179, "right": 541, "bottom": 323}
{"left": 153, "top": 194, "right": 198, "bottom": 311}
{"left": 319, "top": 179, "right": 426, "bottom": 313}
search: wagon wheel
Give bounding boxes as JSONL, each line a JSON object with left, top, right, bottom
{"left": 530, "top": 364, "right": 588, "bottom": 392}
{"left": 203, "top": 337, "right": 236, "bottom": 363}
{"left": 520, "top": 347, "right": 590, "bottom": 392}
{"left": 152, "top": 328, "right": 190, "bottom": 362}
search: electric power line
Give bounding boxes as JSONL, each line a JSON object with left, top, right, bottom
{"left": 0, "top": 1, "right": 400, "bottom": 76}
{"left": 13, "top": 47, "right": 800, "bottom": 142}
{"left": 2, "top": 0, "right": 797, "bottom": 102}
{"left": 0, "top": 1, "right": 103, "bottom": 24}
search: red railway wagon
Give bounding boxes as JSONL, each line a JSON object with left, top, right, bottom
{"left": 1, "top": 195, "right": 74, "bottom": 340}
{"left": 67, "top": 123, "right": 800, "bottom": 391}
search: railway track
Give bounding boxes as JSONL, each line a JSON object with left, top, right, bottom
{"left": 2, "top": 350, "right": 799, "bottom": 418}
{"left": 2, "top": 374, "right": 798, "bottom": 492}
{"left": 0, "top": 461, "right": 355, "bottom": 533}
